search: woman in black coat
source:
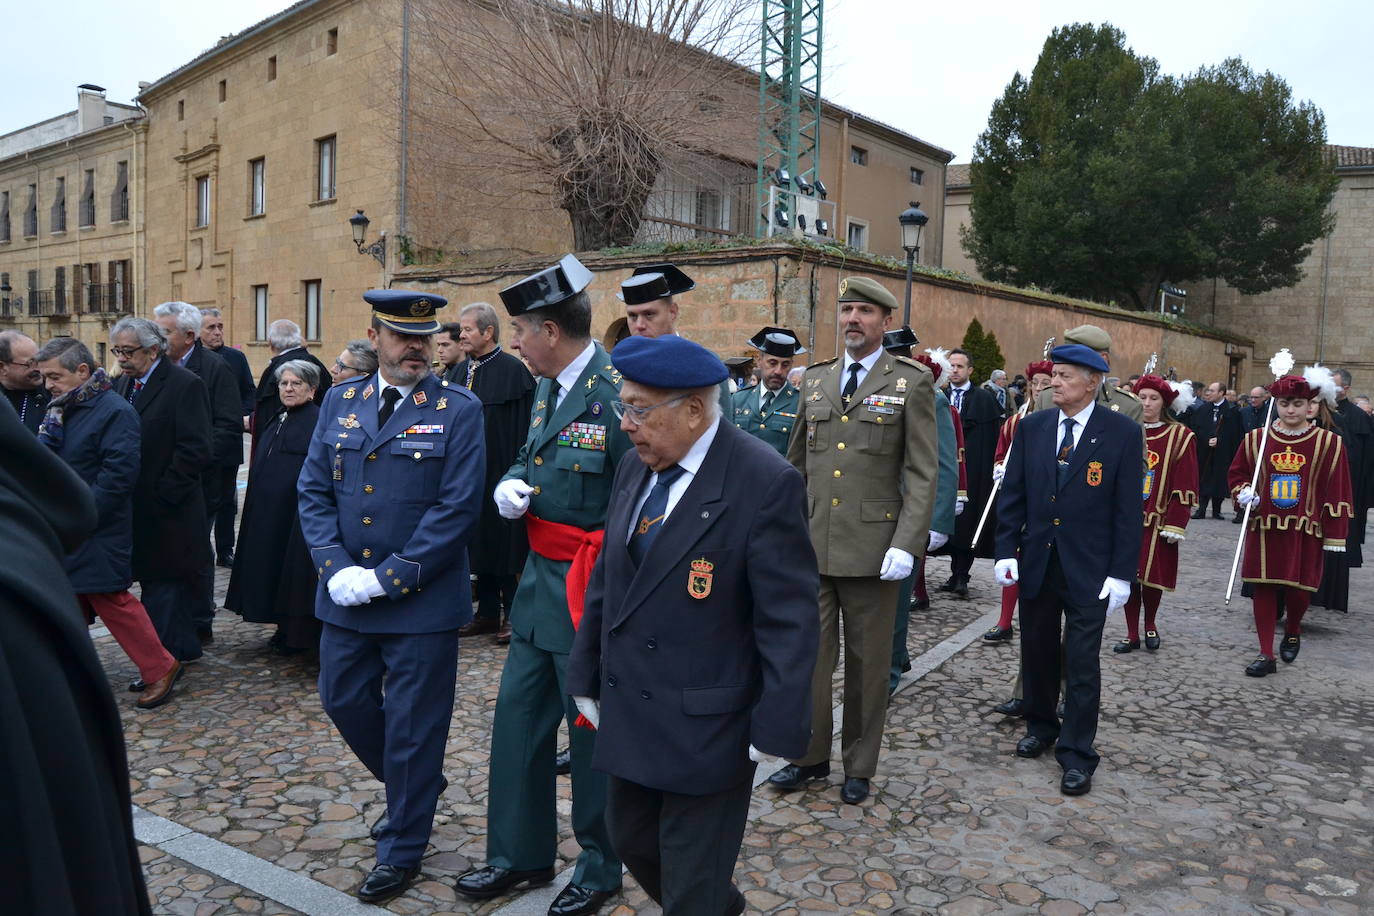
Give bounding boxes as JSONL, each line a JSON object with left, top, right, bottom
{"left": 225, "top": 359, "right": 323, "bottom": 653}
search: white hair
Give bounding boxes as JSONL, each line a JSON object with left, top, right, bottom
{"left": 111, "top": 317, "right": 168, "bottom": 354}
{"left": 153, "top": 301, "right": 204, "bottom": 334}
{"left": 700, "top": 387, "right": 722, "bottom": 424}
{"left": 200, "top": 307, "right": 222, "bottom": 319}
{"left": 267, "top": 319, "right": 304, "bottom": 352}
{"left": 275, "top": 358, "right": 322, "bottom": 390}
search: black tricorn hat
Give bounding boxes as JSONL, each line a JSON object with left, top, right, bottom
{"left": 617, "top": 272, "right": 671, "bottom": 306}
{"left": 882, "top": 326, "right": 920, "bottom": 352}
{"left": 618, "top": 263, "right": 695, "bottom": 301}
{"left": 747, "top": 326, "right": 807, "bottom": 358}
{"left": 498, "top": 254, "right": 594, "bottom": 317}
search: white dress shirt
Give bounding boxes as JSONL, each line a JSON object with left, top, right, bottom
{"left": 627, "top": 418, "right": 720, "bottom": 542}
{"left": 1054, "top": 399, "right": 1096, "bottom": 457}
{"left": 376, "top": 377, "right": 417, "bottom": 421}
{"left": 840, "top": 347, "right": 883, "bottom": 394}
{"left": 553, "top": 341, "right": 596, "bottom": 409}
{"left": 950, "top": 381, "right": 971, "bottom": 412}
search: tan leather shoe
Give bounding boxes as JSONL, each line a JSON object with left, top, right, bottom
{"left": 458, "top": 616, "right": 500, "bottom": 638}
{"left": 495, "top": 621, "right": 512, "bottom": 645}
{"left": 136, "top": 661, "right": 183, "bottom": 709}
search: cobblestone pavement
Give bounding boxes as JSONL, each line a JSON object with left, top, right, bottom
{"left": 102, "top": 505, "right": 1374, "bottom": 914}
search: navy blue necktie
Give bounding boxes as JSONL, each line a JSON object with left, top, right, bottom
{"left": 629, "top": 465, "right": 686, "bottom": 566}
{"left": 1056, "top": 417, "right": 1076, "bottom": 486}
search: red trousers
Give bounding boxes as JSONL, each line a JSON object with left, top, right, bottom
{"left": 80, "top": 591, "right": 178, "bottom": 684}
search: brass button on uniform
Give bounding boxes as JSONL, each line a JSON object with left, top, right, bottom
{"left": 885, "top": 512, "right": 894, "bottom": 520}
{"left": 875, "top": 417, "right": 884, "bottom": 424}
{"left": 414, "top": 451, "right": 422, "bottom": 460}
{"left": 841, "top": 415, "right": 850, "bottom": 423}
{"left": 362, "top": 517, "right": 372, "bottom": 526}
{"left": 833, "top": 469, "right": 842, "bottom": 478}
{"left": 362, "top": 549, "right": 372, "bottom": 558}
{"left": 393, "top": 578, "right": 402, "bottom": 586}
{"left": 1052, "top": 518, "right": 1061, "bottom": 526}
{"left": 837, "top": 442, "right": 846, "bottom": 450}
{"left": 832, "top": 497, "right": 841, "bottom": 507}
{"left": 367, "top": 453, "right": 377, "bottom": 461}
{"left": 401, "top": 587, "right": 410, "bottom": 594}
{"left": 363, "top": 485, "right": 374, "bottom": 494}
{"left": 573, "top": 463, "right": 581, "bottom": 472}
{"left": 386, "top": 568, "right": 394, "bottom": 575}
{"left": 325, "top": 560, "right": 333, "bottom": 567}
{"left": 534, "top": 456, "right": 543, "bottom": 466}
{"left": 532, "top": 485, "right": 541, "bottom": 495}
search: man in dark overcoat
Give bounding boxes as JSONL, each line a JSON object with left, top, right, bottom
{"left": 453, "top": 301, "right": 535, "bottom": 642}
{"left": 568, "top": 334, "right": 818, "bottom": 915}
{"left": 943, "top": 347, "right": 1001, "bottom": 596}
{"left": 0, "top": 401, "right": 152, "bottom": 915}
{"left": 994, "top": 344, "right": 1143, "bottom": 797}
{"left": 199, "top": 306, "right": 255, "bottom": 566}
{"left": 110, "top": 317, "right": 213, "bottom": 666}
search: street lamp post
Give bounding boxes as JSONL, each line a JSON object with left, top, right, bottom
{"left": 898, "top": 202, "right": 928, "bottom": 326}
{"left": 349, "top": 209, "right": 387, "bottom": 266}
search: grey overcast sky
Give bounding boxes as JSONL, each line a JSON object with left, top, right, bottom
{"left": 2, "top": 0, "right": 1369, "bottom": 163}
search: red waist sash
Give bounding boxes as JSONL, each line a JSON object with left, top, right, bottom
{"left": 524, "top": 513, "right": 604, "bottom": 631}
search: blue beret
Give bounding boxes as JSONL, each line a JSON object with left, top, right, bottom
{"left": 1050, "top": 343, "right": 1110, "bottom": 373}
{"left": 611, "top": 335, "right": 727, "bottom": 389}
{"left": 362, "top": 289, "right": 448, "bottom": 334}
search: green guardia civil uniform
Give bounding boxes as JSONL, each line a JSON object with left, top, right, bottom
{"left": 731, "top": 382, "right": 801, "bottom": 455}
{"left": 485, "top": 342, "right": 631, "bottom": 891}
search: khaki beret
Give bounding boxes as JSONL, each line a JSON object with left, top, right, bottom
{"left": 1064, "top": 324, "right": 1112, "bottom": 352}
{"left": 838, "top": 276, "right": 897, "bottom": 311}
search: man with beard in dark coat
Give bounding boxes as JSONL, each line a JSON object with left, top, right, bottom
{"left": 110, "top": 316, "right": 213, "bottom": 668}
{"left": 453, "top": 301, "right": 535, "bottom": 644}
{"left": 942, "top": 348, "right": 1001, "bottom": 597}
{"left": 155, "top": 301, "right": 244, "bottom": 643}
{"left": 0, "top": 398, "right": 153, "bottom": 916}
{"left": 252, "top": 319, "right": 328, "bottom": 453}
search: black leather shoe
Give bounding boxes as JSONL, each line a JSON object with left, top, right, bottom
{"left": 953, "top": 579, "right": 970, "bottom": 598}
{"left": 371, "top": 776, "right": 447, "bottom": 841}
{"left": 217, "top": 551, "right": 234, "bottom": 568}
{"left": 982, "top": 625, "right": 1013, "bottom": 642}
{"left": 357, "top": 864, "right": 420, "bottom": 903}
{"left": 196, "top": 627, "right": 214, "bottom": 645}
{"left": 128, "top": 678, "right": 146, "bottom": 693}
{"left": 1016, "top": 735, "right": 1050, "bottom": 758}
{"left": 839, "top": 777, "right": 870, "bottom": 804}
{"left": 1060, "top": 769, "right": 1092, "bottom": 796}
{"left": 1112, "top": 639, "right": 1140, "bottom": 654}
{"left": 936, "top": 576, "right": 958, "bottom": 592}
{"left": 1144, "top": 629, "right": 1161, "bottom": 651}
{"left": 1192, "top": 508, "right": 1206, "bottom": 520}
{"left": 455, "top": 865, "right": 557, "bottom": 900}
{"left": 554, "top": 746, "right": 571, "bottom": 776}
{"left": 766, "top": 762, "right": 830, "bottom": 791}
{"left": 1279, "top": 634, "right": 1301, "bottom": 663}
{"left": 1245, "top": 655, "right": 1277, "bottom": 677}
{"left": 548, "top": 882, "right": 619, "bottom": 915}
{"left": 992, "top": 698, "right": 1025, "bottom": 717}
{"left": 1232, "top": 514, "right": 1243, "bottom": 524}
{"left": 1212, "top": 512, "right": 1225, "bottom": 520}
{"left": 910, "top": 596, "right": 930, "bottom": 610}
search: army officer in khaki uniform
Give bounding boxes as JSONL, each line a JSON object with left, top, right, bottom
{"left": 1035, "top": 324, "right": 1142, "bottom": 422}
{"left": 768, "top": 277, "right": 938, "bottom": 805}
{"left": 731, "top": 326, "right": 804, "bottom": 455}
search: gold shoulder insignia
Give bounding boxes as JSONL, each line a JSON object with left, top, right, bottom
{"left": 811, "top": 356, "right": 840, "bottom": 368}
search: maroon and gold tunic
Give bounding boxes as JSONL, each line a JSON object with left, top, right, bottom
{"left": 1227, "top": 424, "right": 1353, "bottom": 590}
{"left": 1138, "top": 422, "right": 1198, "bottom": 590}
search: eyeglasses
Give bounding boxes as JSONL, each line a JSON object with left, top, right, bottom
{"left": 611, "top": 394, "right": 688, "bottom": 426}
{"left": 110, "top": 346, "right": 148, "bottom": 358}
{"left": 334, "top": 359, "right": 365, "bottom": 373}
{"left": 279, "top": 378, "right": 311, "bottom": 389}
{"left": 1, "top": 358, "right": 37, "bottom": 369}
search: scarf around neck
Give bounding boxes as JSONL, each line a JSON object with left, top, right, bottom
{"left": 38, "top": 367, "right": 113, "bottom": 450}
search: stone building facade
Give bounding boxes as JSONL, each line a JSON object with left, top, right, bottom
{"left": 0, "top": 86, "right": 145, "bottom": 358}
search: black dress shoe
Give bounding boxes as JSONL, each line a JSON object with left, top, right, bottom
{"left": 1279, "top": 634, "right": 1301, "bottom": 663}
{"left": 910, "top": 596, "right": 930, "bottom": 610}
{"left": 217, "top": 551, "right": 234, "bottom": 568}
{"left": 839, "top": 777, "right": 870, "bottom": 804}
{"left": 1192, "top": 508, "right": 1206, "bottom": 520}
{"left": 936, "top": 576, "right": 958, "bottom": 592}
{"left": 992, "top": 698, "right": 1025, "bottom": 717}
{"left": 982, "top": 625, "right": 1013, "bottom": 642}
{"left": 1232, "top": 514, "right": 1243, "bottom": 524}
{"left": 766, "top": 761, "right": 829, "bottom": 791}
{"left": 1245, "top": 655, "right": 1277, "bottom": 677}
{"left": 371, "top": 776, "right": 447, "bottom": 840}
{"left": 1212, "top": 512, "right": 1225, "bottom": 520}
{"left": 1016, "top": 735, "right": 1050, "bottom": 758}
{"left": 455, "top": 865, "right": 557, "bottom": 900}
{"left": 554, "top": 746, "right": 571, "bottom": 776}
{"left": 548, "top": 882, "right": 619, "bottom": 915}
{"left": 128, "top": 677, "right": 146, "bottom": 693}
{"left": 1060, "top": 769, "right": 1092, "bottom": 796}
{"left": 1144, "top": 629, "right": 1161, "bottom": 651}
{"left": 196, "top": 627, "right": 214, "bottom": 645}
{"left": 953, "top": 579, "right": 970, "bottom": 598}
{"left": 357, "top": 863, "right": 421, "bottom": 903}
{"left": 1112, "top": 639, "right": 1140, "bottom": 654}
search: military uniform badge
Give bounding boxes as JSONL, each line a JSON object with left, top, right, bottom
{"left": 435, "top": 397, "right": 448, "bottom": 411}
{"left": 363, "top": 384, "right": 375, "bottom": 400}
{"left": 1087, "top": 461, "right": 1104, "bottom": 487}
{"left": 343, "top": 387, "right": 357, "bottom": 400}
{"left": 896, "top": 377, "right": 908, "bottom": 393}
{"left": 688, "top": 557, "right": 714, "bottom": 599}
{"left": 413, "top": 391, "right": 428, "bottom": 406}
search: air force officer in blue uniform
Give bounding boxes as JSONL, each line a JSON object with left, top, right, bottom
{"left": 298, "top": 290, "right": 485, "bottom": 904}
{"left": 993, "top": 344, "right": 1142, "bottom": 797}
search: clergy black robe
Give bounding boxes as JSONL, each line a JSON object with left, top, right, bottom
{"left": 0, "top": 404, "right": 151, "bottom": 915}
{"left": 951, "top": 384, "right": 1001, "bottom": 561}
{"left": 226, "top": 402, "right": 322, "bottom": 649}
{"left": 453, "top": 348, "right": 534, "bottom": 576}
{"left": 251, "top": 347, "right": 328, "bottom": 454}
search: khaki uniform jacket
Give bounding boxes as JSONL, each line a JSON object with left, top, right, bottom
{"left": 787, "top": 354, "right": 938, "bottom": 577}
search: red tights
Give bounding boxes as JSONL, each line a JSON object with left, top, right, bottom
{"left": 997, "top": 582, "right": 1018, "bottom": 629}
{"left": 1122, "top": 583, "right": 1163, "bottom": 642}
{"left": 1251, "top": 584, "right": 1309, "bottom": 658}
{"left": 912, "top": 556, "right": 929, "bottom": 604}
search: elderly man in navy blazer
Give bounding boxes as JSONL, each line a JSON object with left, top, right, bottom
{"left": 568, "top": 334, "right": 819, "bottom": 916}
{"left": 993, "top": 343, "right": 1142, "bottom": 796}
{"left": 298, "top": 289, "right": 485, "bottom": 904}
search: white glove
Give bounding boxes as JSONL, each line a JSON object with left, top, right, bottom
{"left": 994, "top": 558, "right": 1018, "bottom": 586}
{"left": 992, "top": 462, "right": 1006, "bottom": 482}
{"left": 928, "top": 530, "right": 949, "bottom": 551}
{"left": 1236, "top": 486, "right": 1261, "bottom": 509}
{"left": 573, "top": 696, "right": 600, "bottom": 730}
{"left": 356, "top": 568, "right": 386, "bottom": 601}
{"left": 1160, "top": 529, "right": 1185, "bottom": 544}
{"left": 328, "top": 566, "right": 367, "bottom": 606}
{"left": 954, "top": 497, "right": 967, "bottom": 516}
{"left": 748, "top": 744, "right": 782, "bottom": 765}
{"left": 495, "top": 479, "right": 535, "bottom": 519}
{"left": 1098, "top": 577, "right": 1131, "bottom": 614}
{"left": 879, "top": 547, "right": 914, "bottom": 581}
{"left": 1324, "top": 544, "right": 1346, "bottom": 553}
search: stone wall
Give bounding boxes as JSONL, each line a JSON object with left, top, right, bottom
{"left": 396, "top": 242, "right": 1251, "bottom": 387}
